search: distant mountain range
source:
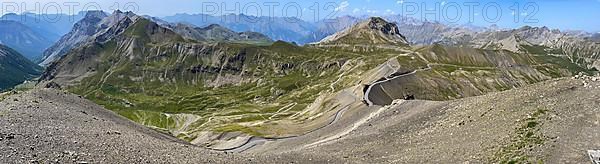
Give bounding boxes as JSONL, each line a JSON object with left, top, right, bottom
{"left": 1, "top": 12, "right": 85, "bottom": 41}
{"left": 166, "top": 23, "right": 272, "bottom": 43}
{"left": 1, "top": 10, "right": 595, "bottom": 65}
{"left": 0, "top": 20, "right": 53, "bottom": 61}
{"left": 587, "top": 33, "right": 600, "bottom": 42}
{"left": 162, "top": 13, "right": 317, "bottom": 44}
{"left": 161, "top": 13, "right": 494, "bottom": 45}
{"left": 162, "top": 13, "right": 600, "bottom": 47}
{"left": 0, "top": 12, "right": 85, "bottom": 62}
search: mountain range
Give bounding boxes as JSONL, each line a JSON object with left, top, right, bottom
{"left": 1, "top": 12, "right": 85, "bottom": 41}
{"left": 40, "top": 11, "right": 274, "bottom": 66}
{"left": 163, "top": 13, "right": 316, "bottom": 44}
{"left": 1, "top": 9, "right": 600, "bottom": 163}
{"left": 0, "top": 12, "right": 85, "bottom": 62}
{"left": 166, "top": 23, "right": 272, "bottom": 43}
{"left": 163, "top": 13, "right": 600, "bottom": 52}
{"left": 39, "top": 10, "right": 595, "bottom": 154}
{"left": 0, "top": 20, "right": 53, "bottom": 61}
{"left": 2, "top": 11, "right": 597, "bottom": 64}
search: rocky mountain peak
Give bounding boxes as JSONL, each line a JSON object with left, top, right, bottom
{"left": 317, "top": 17, "right": 408, "bottom": 45}
{"left": 356, "top": 17, "right": 404, "bottom": 36}
{"left": 518, "top": 26, "right": 552, "bottom": 33}
{"left": 112, "top": 9, "right": 124, "bottom": 15}
{"left": 40, "top": 11, "right": 142, "bottom": 66}
{"left": 83, "top": 10, "right": 107, "bottom": 20}
{"left": 365, "top": 17, "right": 390, "bottom": 28}
{"left": 203, "top": 24, "right": 224, "bottom": 29}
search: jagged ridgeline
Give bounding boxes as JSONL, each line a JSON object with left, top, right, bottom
{"left": 41, "top": 12, "right": 593, "bottom": 145}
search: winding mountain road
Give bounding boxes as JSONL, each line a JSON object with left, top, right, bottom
{"left": 363, "top": 64, "right": 432, "bottom": 106}
{"left": 215, "top": 104, "right": 355, "bottom": 153}
{"left": 221, "top": 61, "right": 434, "bottom": 152}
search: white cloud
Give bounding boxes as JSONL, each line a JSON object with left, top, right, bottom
{"left": 385, "top": 9, "right": 395, "bottom": 15}
{"left": 352, "top": 8, "right": 361, "bottom": 13}
{"left": 441, "top": 1, "right": 446, "bottom": 6}
{"left": 366, "top": 10, "right": 379, "bottom": 13}
{"left": 396, "top": 0, "right": 404, "bottom": 4}
{"left": 335, "top": 1, "right": 350, "bottom": 12}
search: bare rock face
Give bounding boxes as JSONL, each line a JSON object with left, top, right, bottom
{"left": 168, "top": 23, "right": 272, "bottom": 43}
{"left": 40, "top": 10, "right": 147, "bottom": 66}
{"left": 318, "top": 17, "right": 409, "bottom": 45}
{"left": 40, "top": 11, "right": 108, "bottom": 66}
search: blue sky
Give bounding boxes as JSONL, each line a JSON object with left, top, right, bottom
{"left": 3, "top": 0, "right": 600, "bottom": 32}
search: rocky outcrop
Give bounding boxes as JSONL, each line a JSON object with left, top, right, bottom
{"left": 168, "top": 23, "right": 272, "bottom": 43}
{"left": 317, "top": 17, "right": 409, "bottom": 45}
{"left": 40, "top": 10, "right": 108, "bottom": 66}
{"left": 40, "top": 10, "right": 146, "bottom": 66}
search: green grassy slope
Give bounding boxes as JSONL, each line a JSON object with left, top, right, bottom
{"left": 0, "top": 45, "right": 42, "bottom": 91}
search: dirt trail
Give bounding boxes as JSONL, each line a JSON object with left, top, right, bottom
{"left": 223, "top": 104, "right": 354, "bottom": 153}
{"left": 302, "top": 101, "right": 396, "bottom": 148}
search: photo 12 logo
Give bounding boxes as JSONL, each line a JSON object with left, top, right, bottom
{"left": 199, "top": 2, "right": 344, "bottom": 23}
{"left": 0, "top": 2, "right": 139, "bottom": 23}
{"left": 0, "top": 1, "right": 344, "bottom": 23}
{"left": 0, "top": 1, "right": 541, "bottom": 24}
{"left": 397, "top": 1, "right": 540, "bottom": 24}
